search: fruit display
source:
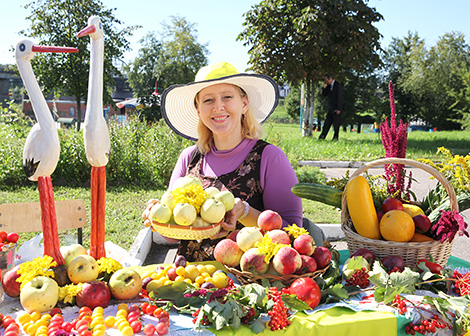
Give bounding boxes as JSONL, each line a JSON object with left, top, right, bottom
{"left": 213, "top": 209, "right": 333, "bottom": 284}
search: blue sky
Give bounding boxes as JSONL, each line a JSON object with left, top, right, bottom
{"left": 2, "top": 0, "right": 470, "bottom": 73}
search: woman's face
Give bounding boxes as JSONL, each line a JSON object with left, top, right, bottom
{"left": 196, "top": 83, "right": 248, "bottom": 141}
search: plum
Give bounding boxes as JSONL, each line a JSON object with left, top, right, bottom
{"left": 381, "top": 255, "right": 405, "bottom": 273}
{"left": 351, "top": 248, "right": 376, "bottom": 265}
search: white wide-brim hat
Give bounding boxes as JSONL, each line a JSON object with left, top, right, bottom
{"left": 161, "top": 62, "right": 279, "bottom": 141}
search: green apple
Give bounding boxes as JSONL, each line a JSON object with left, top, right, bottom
{"left": 200, "top": 198, "right": 226, "bottom": 223}
{"left": 204, "top": 186, "right": 220, "bottom": 199}
{"left": 342, "top": 256, "right": 370, "bottom": 279}
{"left": 214, "top": 190, "right": 235, "bottom": 211}
{"left": 192, "top": 216, "right": 211, "bottom": 227}
{"left": 173, "top": 203, "right": 197, "bottom": 226}
{"left": 67, "top": 254, "right": 99, "bottom": 284}
{"left": 20, "top": 276, "right": 59, "bottom": 313}
{"left": 60, "top": 243, "right": 88, "bottom": 267}
{"left": 149, "top": 202, "right": 172, "bottom": 223}
{"left": 108, "top": 268, "right": 142, "bottom": 300}
{"left": 161, "top": 190, "right": 177, "bottom": 211}
{"left": 172, "top": 176, "right": 203, "bottom": 190}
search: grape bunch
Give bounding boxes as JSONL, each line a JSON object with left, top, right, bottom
{"left": 267, "top": 287, "right": 291, "bottom": 331}
{"left": 345, "top": 267, "right": 370, "bottom": 288}
{"left": 405, "top": 316, "right": 450, "bottom": 335}
{"left": 391, "top": 295, "right": 407, "bottom": 315}
{"left": 452, "top": 270, "right": 470, "bottom": 296}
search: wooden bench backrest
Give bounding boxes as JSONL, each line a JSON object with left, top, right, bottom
{"left": 0, "top": 200, "right": 86, "bottom": 243}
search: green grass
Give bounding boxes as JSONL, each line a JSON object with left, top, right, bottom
{"left": 3, "top": 122, "right": 469, "bottom": 251}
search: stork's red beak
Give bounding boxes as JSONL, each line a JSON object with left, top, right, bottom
{"left": 78, "top": 25, "right": 96, "bottom": 37}
{"left": 32, "top": 45, "right": 78, "bottom": 53}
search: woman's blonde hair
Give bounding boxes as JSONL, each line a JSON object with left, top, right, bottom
{"left": 195, "top": 84, "right": 263, "bottom": 154}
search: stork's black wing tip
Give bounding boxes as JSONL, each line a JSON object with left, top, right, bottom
{"left": 23, "top": 158, "right": 39, "bottom": 178}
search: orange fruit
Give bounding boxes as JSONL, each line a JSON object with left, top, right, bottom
{"left": 379, "top": 210, "right": 415, "bottom": 242}
{"left": 410, "top": 232, "right": 435, "bottom": 242}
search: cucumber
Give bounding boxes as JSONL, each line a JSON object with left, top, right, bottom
{"left": 428, "top": 192, "right": 470, "bottom": 223}
{"left": 291, "top": 183, "right": 343, "bottom": 209}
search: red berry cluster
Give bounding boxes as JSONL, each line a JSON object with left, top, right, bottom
{"left": 241, "top": 307, "right": 255, "bottom": 324}
{"left": 345, "top": 267, "right": 370, "bottom": 288}
{"left": 0, "top": 230, "right": 19, "bottom": 250}
{"left": 388, "top": 266, "right": 402, "bottom": 274}
{"left": 405, "top": 316, "right": 450, "bottom": 335}
{"left": 452, "top": 270, "right": 470, "bottom": 296}
{"left": 391, "top": 295, "right": 407, "bottom": 314}
{"left": 139, "top": 302, "right": 170, "bottom": 335}
{"left": 267, "top": 287, "right": 291, "bottom": 331}
{"left": 191, "top": 309, "right": 210, "bottom": 326}
{"left": 0, "top": 313, "right": 20, "bottom": 336}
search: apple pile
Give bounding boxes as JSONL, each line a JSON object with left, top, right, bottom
{"left": 141, "top": 255, "right": 231, "bottom": 293}
{"left": 149, "top": 176, "right": 235, "bottom": 229}
{"left": 0, "top": 230, "right": 19, "bottom": 250}
{"left": 213, "top": 209, "right": 332, "bottom": 277}
{"left": 2, "top": 243, "right": 142, "bottom": 313}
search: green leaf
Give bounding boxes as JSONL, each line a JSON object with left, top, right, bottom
{"left": 374, "top": 287, "right": 385, "bottom": 303}
{"left": 327, "top": 283, "right": 349, "bottom": 300}
{"left": 250, "top": 316, "right": 266, "bottom": 334}
{"left": 383, "top": 286, "right": 407, "bottom": 304}
{"left": 389, "top": 268, "right": 420, "bottom": 289}
{"left": 369, "top": 261, "right": 389, "bottom": 287}
{"left": 321, "top": 259, "right": 341, "bottom": 287}
{"left": 282, "top": 294, "right": 312, "bottom": 311}
{"left": 346, "top": 256, "right": 366, "bottom": 269}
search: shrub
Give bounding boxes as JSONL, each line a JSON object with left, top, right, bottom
{"left": 294, "top": 165, "right": 326, "bottom": 184}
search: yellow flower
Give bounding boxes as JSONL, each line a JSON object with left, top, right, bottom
{"left": 255, "top": 235, "right": 290, "bottom": 263}
{"left": 171, "top": 184, "right": 207, "bottom": 212}
{"left": 97, "top": 257, "right": 123, "bottom": 274}
{"left": 58, "top": 283, "right": 83, "bottom": 304}
{"left": 283, "top": 224, "right": 309, "bottom": 239}
{"left": 17, "top": 255, "right": 57, "bottom": 290}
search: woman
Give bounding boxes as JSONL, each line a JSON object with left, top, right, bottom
{"left": 142, "top": 62, "right": 303, "bottom": 262}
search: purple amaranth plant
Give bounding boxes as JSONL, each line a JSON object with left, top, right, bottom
{"left": 380, "top": 81, "right": 411, "bottom": 199}
{"left": 432, "top": 210, "right": 469, "bottom": 243}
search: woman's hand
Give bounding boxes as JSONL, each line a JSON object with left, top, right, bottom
{"left": 142, "top": 199, "right": 159, "bottom": 228}
{"left": 212, "top": 198, "right": 245, "bottom": 239}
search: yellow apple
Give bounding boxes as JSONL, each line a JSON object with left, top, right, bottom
{"left": 173, "top": 203, "right": 197, "bottom": 226}
{"left": 200, "top": 199, "right": 226, "bottom": 223}
{"left": 67, "top": 254, "right": 99, "bottom": 284}
{"left": 149, "top": 202, "right": 172, "bottom": 223}
{"left": 214, "top": 190, "right": 235, "bottom": 211}
{"left": 20, "top": 276, "right": 59, "bottom": 313}
{"left": 60, "top": 243, "right": 88, "bottom": 267}
{"left": 108, "top": 268, "right": 142, "bottom": 300}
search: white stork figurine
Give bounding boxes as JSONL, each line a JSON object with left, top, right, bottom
{"left": 78, "top": 16, "right": 110, "bottom": 259}
{"left": 16, "top": 40, "right": 78, "bottom": 265}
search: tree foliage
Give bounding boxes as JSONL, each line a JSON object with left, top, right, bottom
{"left": 238, "top": 0, "right": 383, "bottom": 136}
{"left": 20, "top": 0, "right": 139, "bottom": 130}
{"left": 125, "top": 16, "right": 209, "bottom": 122}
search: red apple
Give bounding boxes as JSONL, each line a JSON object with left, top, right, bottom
{"left": 289, "top": 277, "right": 321, "bottom": 309}
{"left": 266, "top": 229, "right": 291, "bottom": 245}
{"left": 295, "top": 255, "right": 317, "bottom": 275}
{"left": 240, "top": 248, "right": 269, "bottom": 275}
{"left": 257, "top": 210, "right": 283, "bottom": 231}
{"left": 312, "top": 247, "right": 332, "bottom": 269}
{"left": 377, "top": 210, "right": 384, "bottom": 222}
{"left": 1, "top": 265, "right": 21, "bottom": 298}
{"left": 227, "top": 230, "right": 240, "bottom": 241}
{"left": 351, "top": 248, "right": 375, "bottom": 265}
{"left": 382, "top": 197, "right": 403, "bottom": 213}
{"left": 413, "top": 214, "right": 431, "bottom": 233}
{"left": 272, "top": 246, "right": 302, "bottom": 275}
{"left": 293, "top": 234, "right": 315, "bottom": 256}
{"left": 76, "top": 280, "right": 111, "bottom": 310}
{"left": 213, "top": 239, "right": 244, "bottom": 267}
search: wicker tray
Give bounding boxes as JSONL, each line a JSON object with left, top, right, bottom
{"left": 341, "top": 157, "right": 458, "bottom": 268}
{"left": 225, "top": 264, "right": 330, "bottom": 286}
{"left": 151, "top": 220, "right": 222, "bottom": 240}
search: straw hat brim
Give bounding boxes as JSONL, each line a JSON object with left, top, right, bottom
{"left": 161, "top": 73, "right": 279, "bottom": 141}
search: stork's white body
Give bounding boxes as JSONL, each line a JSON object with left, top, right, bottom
{"left": 83, "top": 16, "right": 110, "bottom": 167}
{"left": 16, "top": 40, "right": 60, "bottom": 181}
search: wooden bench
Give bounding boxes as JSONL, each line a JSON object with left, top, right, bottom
{"left": 0, "top": 200, "right": 87, "bottom": 244}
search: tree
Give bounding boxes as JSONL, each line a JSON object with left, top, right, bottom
{"left": 238, "top": 0, "right": 383, "bottom": 136}
{"left": 20, "top": 0, "right": 139, "bottom": 130}
{"left": 125, "top": 16, "right": 209, "bottom": 122}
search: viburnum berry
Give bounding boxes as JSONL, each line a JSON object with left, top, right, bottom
{"left": 267, "top": 287, "right": 291, "bottom": 331}
{"left": 404, "top": 316, "right": 450, "bottom": 335}
{"left": 345, "top": 267, "right": 370, "bottom": 288}
{"left": 391, "top": 295, "right": 407, "bottom": 314}
{"left": 452, "top": 270, "right": 470, "bottom": 296}
{"left": 388, "top": 266, "right": 402, "bottom": 274}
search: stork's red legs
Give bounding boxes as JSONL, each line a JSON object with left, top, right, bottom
{"left": 38, "top": 176, "right": 64, "bottom": 265}
{"left": 89, "top": 166, "right": 106, "bottom": 259}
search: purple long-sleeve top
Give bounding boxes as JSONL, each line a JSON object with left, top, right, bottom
{"left": 169, "top": 138, "right": 303, "bottom": 228}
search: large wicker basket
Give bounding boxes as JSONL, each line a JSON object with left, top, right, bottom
{"left": 151, "top": 220, "right": 221, "bottom": 240}
{"left": 225, "top": 264, "right": 330, "bottom": 286}
{"left": 341, "top": 158, "right": 458, "bottom": 268}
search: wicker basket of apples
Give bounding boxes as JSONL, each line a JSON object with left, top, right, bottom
{"left": 214, "top": 210, "right": 331, "bottom": 286}
{"left": 149, "top": 176, "right": 238, "bottom": 240}
{"left": 341, "top": 158, "right": 458, "bottom": 268}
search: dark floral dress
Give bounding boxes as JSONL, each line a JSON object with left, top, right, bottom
{"left": 176, "top": 139, "right": 269, "bottom": 262}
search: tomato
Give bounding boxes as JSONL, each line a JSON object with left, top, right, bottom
{"left": 2, "top": 317, "right": 17, "bottom": 329}
{"left": 129, "top": 304, "right": 141, "bottom": 313}
{"left": 62, "top": 322, "right": 73, "bottom": 333}
{"left": 153, "top": 308, "right": 163, "bottom": 319}
{"left": 140, "top": 302, "right": 150, "bottom": 314}
{"left": 382, "top": 197, "right": 403, "bottom": 213}
{"left": 155, "top": 322, "right": 168, "bottom": 335}
{"left": 130, "top": 320, "right": 142, "bottom": 333}
{"left": 143, "top": 323, "right": 156, "bottom": 336}
{"left": 289, "top": 277, "right": 321, "bottom": 309}
{"left": 159, "top": 311, "right": 169, "bottom": 320}
{"left": 417, "top": 259, "right": 443, "bottom": 275}
{"left": 50, "top": 308, "right": 63, "bottom": 317}
{"left": 0, "top": 231, "right": 7, "bottom": 242}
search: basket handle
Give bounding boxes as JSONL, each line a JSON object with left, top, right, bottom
{"left": 340, "top": 157, "right": 459, "bottom": 223}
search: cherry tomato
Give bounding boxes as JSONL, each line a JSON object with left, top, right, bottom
{"left": 129, "top": 304, "right": 141, "bottom": 313}
{"left": 140, "top": 302, "right": 150, "bottom": 314}
{"left": 0, "top": 231, "right": 7, "bottom": 242}
{"left": 153, "top": 308, "right": 163, "bottom": 319}
{"left": 143, "top": 324, "right": 156, "bottom": 336}
{"left": 50, "top": 308, "right": 63, "bottom": 317}
{"left": 146, "top": 305, "right": 157, "bottom": 315}
{"left": 62, "top": 322, "right": 73, "bottom": 333}
{"left": 155, "top": 322, "right": 168, "bottom": 335}
{"left": 2, "top": 317, "right": 17, "bottom": 329}
{"left": 289, "top": 277, "right": 321, "bottom": 309}
{"left": 5, "top": 323, "right": 20, "bottom": 333}
{"left": 130, "top": 320, "right": 142, "bottom": 333}
{"left": 4, "top": 331, "right": 19, "bottom": 336}
{"left": 159, "top": 311, "right": 169, "bottom": 320}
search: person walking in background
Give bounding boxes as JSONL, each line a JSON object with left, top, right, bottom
{"left": 318, "top": 74, "right": 344, "bottom": 141}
